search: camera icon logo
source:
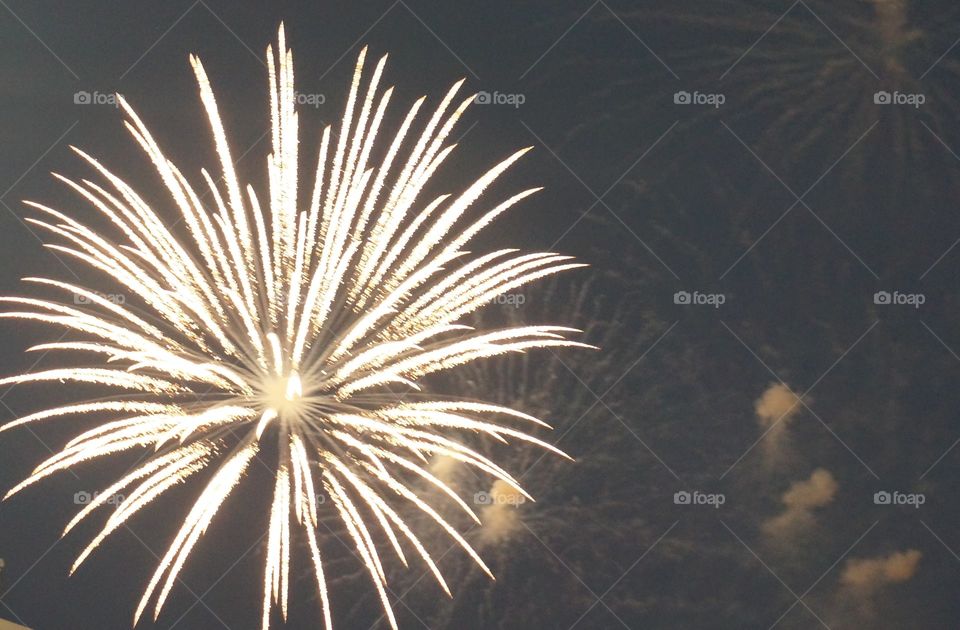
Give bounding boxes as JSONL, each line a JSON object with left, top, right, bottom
{"left": 673, "top": 490, "right": 691, "bottom": 505}
{"left": 74, "top": 491, "right": 92, "bottom": 505}
{"left": 874, "top": 490, "right": 891, "bottom": 505}
{"left": 873, "top": 291, "right": 891, "bottom": 305}
{"left": 674, "top": 91, "right": 691, "bottom": 105}
{"left": 874, "top": 91, "right": 892, "bottom": 105}
{"left": 474, "top": 91, "right": 491, "bottom": 105}
{"left": 74, "top": 90, "right": 92, "bottom": 105}
{"left": 474, "top": 491, "right": 492, "bottom": 505}
{"left": 673, "top": 291, "right": 691, "bottom": 305}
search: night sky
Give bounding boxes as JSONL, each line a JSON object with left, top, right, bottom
{"left": 2, "top": 1, "right": 960, "bottom": 629}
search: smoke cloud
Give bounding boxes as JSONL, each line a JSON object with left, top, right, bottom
{"left": 754, "top": 382, "right": 803, "bottom": 463}
{"left": 840, "top": 549, "right": 922, "bottom": 591}
{"left": 478, "top": 479, "right": 526, "bottom": 544}
{"left": 762, "top": 468, "right": 837, "bottom": 538}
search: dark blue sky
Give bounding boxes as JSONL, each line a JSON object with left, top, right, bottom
{"left": 2, "top": 1, "right": 960, "bottom": 629}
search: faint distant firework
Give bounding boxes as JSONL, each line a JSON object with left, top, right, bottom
{"left": 717, "top": 0, "right": 955, "bottom": 186}
{"left": 576, "top": 0, "right": 960, "bottom": 202}
{"left": 354, "top": 278, "right": 653, "bottom": 629}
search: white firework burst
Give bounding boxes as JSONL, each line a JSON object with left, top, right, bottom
{"left": 0, "top": 24, "right": 588, "bottom": 630}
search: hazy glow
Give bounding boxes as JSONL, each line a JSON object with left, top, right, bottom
{"left": 0, "top": 24, "right": 586, "bottom": 630}
{"left": 478, "top": 479, "right": 526, "bottom": 544}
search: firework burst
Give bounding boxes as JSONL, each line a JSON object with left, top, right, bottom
{"left": 613, "top": 0, "right": 960, "bottom": 193}
{"left": 0, "top": 25, "right": 588, "bottom": 629}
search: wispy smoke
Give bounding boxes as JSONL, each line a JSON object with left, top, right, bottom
{"left": 478, "top": 479, "right": 526, "bottom": 544}
{"left": 841, "top": 549, "right": 922, "bottom": 591}
{"left": 754, "top": 382, "right": 803, "bottom": 463}
{"left": 829, "top": 549, "right": 922, "bottom": 624}
{"left": 429, "top": 455, "right": 462, "bottom": 486}
{"left": 755, "top": 382, "right": 803, "bottom": 426}
{"left": 762, "top": 468, "right": 837, "bottom": 538}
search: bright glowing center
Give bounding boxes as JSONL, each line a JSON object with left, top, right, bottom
{"left": 264, "top": 370, "right": 303, "bottom": 413}
{"left": 256, "top": 370, "right": 304, "bottom": 439}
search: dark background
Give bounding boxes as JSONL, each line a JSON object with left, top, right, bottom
{"left": 2, "top": 1, "right": 960, "bottom": 628}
